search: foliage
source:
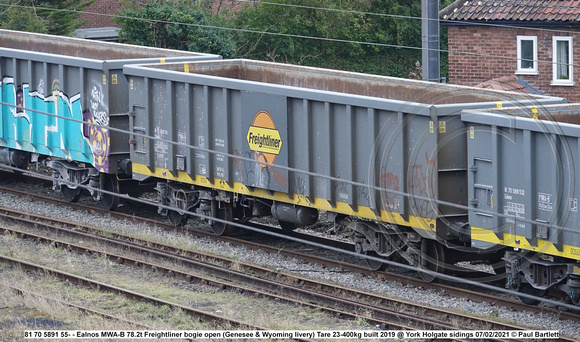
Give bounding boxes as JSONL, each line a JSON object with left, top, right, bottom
{"left": 0, "top": 0, "right": 453, "bottom": 78}
{"left": 109, "top": 0, "right": 453, "bottom": 78}
{"left": 0, "top": 0, "right": 94, "bottom": 36}
{"left": 114, "top": 1, "right": 236, "bottom": 58}
{"left": 112, "top": 0, "right": 455, "bottom": 78}
{"left": 229, "top": 0, "right": 427, "bottom": 77}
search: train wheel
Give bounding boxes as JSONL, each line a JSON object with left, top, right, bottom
{"left": 518, "top": 284, "right": 544, "bottom": 305}
{"left": 100, "top": 174, "right": 120, "bottom": 211}
{"left": 364, "top": 251, "right": 387, "bottom": 271}
{"left": 418, "top": 239, "right": 445, "bottom": 282}
{"left": 279, "top": 220, "right": 297, "bottom": 232}
{"left": 211, "top": 204, "right": 235, "bottom": 235}
{"left": 168, "top": 210, "right": 188, "bottom": 227}
{"left": 61, "top": 186, "right": 82, "bottom": 203}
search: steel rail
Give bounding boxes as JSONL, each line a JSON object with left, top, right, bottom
{"left": 0, "top": 210, "right": 569, "bottom": 340}
{"left": 0, "top": 224, "right": 464, "bottom": 332}
{"left": 2, "top": 182, "right": 578, "bottom": 324}
{"left": 0, "top": 254, "right": 269, "bottom": 332}
{"left": 0, "top": 284, "right": 152, "bottom": 329}
{"left": 1, "top": 177, "right": 579, "bottom": 326}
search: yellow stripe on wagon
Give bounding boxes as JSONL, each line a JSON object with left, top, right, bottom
{"left": 471, "top": 226, "right": 580, "bottom": 261}
{"left": 133, "top": 163, "right": 437, "bottom": 233}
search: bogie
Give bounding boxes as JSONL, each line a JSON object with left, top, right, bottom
{"left": 505, "top": 250, "right": 580, "bottom": 306}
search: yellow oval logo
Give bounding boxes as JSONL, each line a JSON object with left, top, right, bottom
{"left": 246, "top": 110, "right": 282, "bottom": 169}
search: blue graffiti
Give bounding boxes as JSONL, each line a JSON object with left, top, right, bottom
{"left": 0, "top": 77, "right": 96, "bottom": 166}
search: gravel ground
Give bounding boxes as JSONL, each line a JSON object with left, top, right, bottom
{"left": 0, "top": 234, "right": 371, "bottom": 335}
{"left": 0, "top": 174, "right": 579, "bottom": 339}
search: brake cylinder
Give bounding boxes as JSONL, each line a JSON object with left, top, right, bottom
{"left": 271, "top": 202, "right": 318, "bottom": 226}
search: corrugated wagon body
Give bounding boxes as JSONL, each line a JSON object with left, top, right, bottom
{"left": 124, "top": 59, "right": 563, "bottom": 278}
{"left": 0, "top": 29, "right": 219, "bottom": 172}
{"left": 462, "top": 104, "right": 580, "bottom": 302}
{"left": 0, "top": 29, "right": 220, "bottom": 209}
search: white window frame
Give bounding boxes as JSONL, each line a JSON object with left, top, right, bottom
{"left": 517, "top": 36, "right": 538, "bottom": 75}
{"left": 552, "top": 36, "right": 574, "bottom": 86}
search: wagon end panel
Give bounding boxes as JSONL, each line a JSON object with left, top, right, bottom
{"left": 464, "top": 112, "right": 580, "bottom": 259}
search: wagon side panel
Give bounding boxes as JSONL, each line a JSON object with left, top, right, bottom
{"left": 0, "top": 29, "right": 220, "bottom": 174}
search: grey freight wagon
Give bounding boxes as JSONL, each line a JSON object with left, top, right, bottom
{"left": 123, "top": 59, "right": 564, "bottom": 278}
{"left": 0, "top": 29, "right": 220, "bottom": 209}
{"left": 462, "top": 104, "right": 580, "bottom": 304}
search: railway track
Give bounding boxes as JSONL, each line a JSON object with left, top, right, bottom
{"left": 0, "top": 201, "right": 574, "bottom": 341}
{"left": 3, "top": 176, "right": 580, "bottom": 320}
{"left": 0, "top": 173, "right": 579, "bottom": 337}
{"left": 0, "top": 255, "right": 273, "bottom": 331}
{"left": 0, "top": 284, "right": 152, "bottom": 329}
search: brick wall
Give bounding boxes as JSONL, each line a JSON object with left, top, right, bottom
{"left": 447, "top": 25, "right": 580, "bottom": 102}
{"left": 78, "top": 0, "right": 253, "bottom": 28}
{"left": 78, "top": 0, "right": 124, "bottom": 28}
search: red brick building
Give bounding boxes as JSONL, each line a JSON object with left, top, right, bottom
{"left": 440, "top": 0, "right": 580, "bottom": 102}
{"left": 78, "top": 0, "right": 250, "bottom": 29}
{"left": 79, "top": 0, "right": 124, "bottom": 28}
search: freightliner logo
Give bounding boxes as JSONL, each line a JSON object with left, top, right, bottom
{"left": 246, "top": 110, "right": 282, "bottom": 169}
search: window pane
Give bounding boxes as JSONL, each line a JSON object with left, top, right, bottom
{"left": 557, "top": 40, "right": 570, "bottom": 80}
{"left": 521, "top": 40, "right": 534, "bottom": 69}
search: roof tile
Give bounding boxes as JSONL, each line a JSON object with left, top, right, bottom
{"left": 441, "top": 0, "right": 580, "bottom": 22}
{"left": 474, "top": 76, "right": 545, "bottom": 95}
